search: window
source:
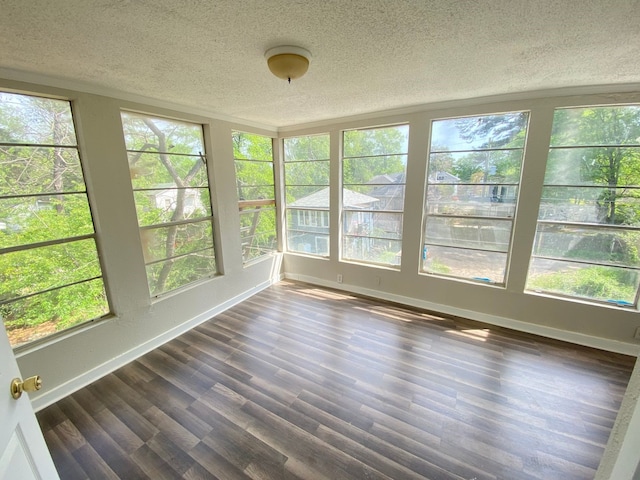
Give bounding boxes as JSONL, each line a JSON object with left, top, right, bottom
{"left": 526, "top": 105, "right": 640, "bottom": 306}
{"left": 0, "top": 92, "right": 109, "bottom": 348}
{"left": 233, "top": 132, "right": 277, "bottom": 263}
{"left": 121, "top": 112, "right": 217, "bottom": 296}
{"left": 284, "top": 134, "right": 330, "bottom": 256}
{"left": 422, "top": 112, "right": 529, "bottom": 284}
{"left": 342, "top": 125, "right": 408, "bottom": 267}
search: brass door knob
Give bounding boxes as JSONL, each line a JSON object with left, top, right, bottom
{"left": 10, "top": 375, "right": 42, "bottom": 399}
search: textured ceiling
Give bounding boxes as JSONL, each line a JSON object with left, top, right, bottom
{"left": 0, "top": 0, "right": 639, "bottom": 127}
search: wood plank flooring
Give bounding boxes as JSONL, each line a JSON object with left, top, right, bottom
{"left": 37, "top": 281, "right": 636, "bottom": 479}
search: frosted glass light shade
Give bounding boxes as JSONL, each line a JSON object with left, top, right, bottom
{"left": 265, "top": 46, "right": 311, "bottom": 81}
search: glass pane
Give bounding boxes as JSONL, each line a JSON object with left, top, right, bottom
{"left": 0, "top": 238, "right": 102, "bottom": 299}
{"left": 422, "top": 244, "right": 507, "bottom": 283}
{"left": 545, "top": 147, "right": 640, "bottom": 186}
{"left": 232, "top": 132, "right": 273, "bottom": 161}
{"left": 147, "top": 248, "right": 217, "bottom": 296}
{"left": 426, "top": 185, "right": 517, "bottom": 217}
{"left": 550, "top": 106, "right": 640, "bottom": 147}
{"left": 133, "top": 188, "right": 211, "bottom": 227}
{"left": 343, "top": 211, "right": 403, "bottom": 240}
{"left": 343, "top": 125, "right": 409, "bottom": 157}
{"left": 287, "top": 234, "right": 329, "bottom": 256}
{"left": 424, "top": 217, "right": 512, "bottom": 252}
{"left": 431, "top": 112, "right": 528, "bottom": 151}
{"left": 284, "top": 134, "right": 330, "bottom": 162}
{"left": 235, "top": 160, "right": 274, "bottom": 186}
{"left": 538, "top": 186, "right": 640, "bottom": 226}
{"left": 0, "top": 146, "right": 85, "bottom": 196}
{"left": 342, "top": 236, "right": 402, "bottom": 266}
{"left": 343, "top": 156, "right": 407, "bottom": 184}
{"left": 141, "top": 220, "right": 214, "bottom": 263}
{"left": 128, "top": 152, "right": 208, "bottom": 189}
{"left": 238, "top": 187, "right": 276, "bottom": 203}
{"left": 0, "top": 92, "right": 77, "bottom": 145}
{"left": 286, "top": 209, "right": 330, "bottom": 232}
{"left": 526, "top": 257, "right": 639, "bottom": 304}
{"left": 284, "top": 160, "right": 329, "bottom": 186}
{"left": 0, "top": 194, "right": 94, "bottom": 249}
{"left": 121, "top": 112, "right": 204, "bottom": 155}
{"left": 240, "top": 208, "right": 277, "bottom": 262}
{"left": 532, "top": 224, "right": 640, "bottom": 268}
{"left": 345, "top": 185, "right": 405, "bottom": 211}
{"left": 3, "top": 278, "right": 108, "bottom": 348}
{"left": 286, "top": 186, "right": 329, "bottom": 207}
{"left": 427, "top": 150, "right": 523, "bottom": 184}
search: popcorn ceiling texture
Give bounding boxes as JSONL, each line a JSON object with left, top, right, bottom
{"left": 0, "top": 0, "right": 638, "bottom": 127}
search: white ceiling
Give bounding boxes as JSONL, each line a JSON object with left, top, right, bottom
{"left": 1, "top": 0, "right": 639, "bottom": 128}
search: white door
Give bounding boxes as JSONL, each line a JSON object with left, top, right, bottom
{"left": 0, "top": 318, "right": 60, "bottom": 480}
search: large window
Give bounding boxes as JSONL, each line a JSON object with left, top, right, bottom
{"left": 526, "top": 105, "right": 640, "bottom": 306}
{"left": 121, "top": 112, "right": 217, "bottom": 296}
{"left": 233, "top": 132, "right": 277, "bottom": 263}
{"left": 341, "top": 125, "right": 408, "bottom": 267}
{"left": 422, "top": 112, "right": 529, "bottom": 284}
{"left": 0, "top": 92, "right": 109, "bottom": 347}
{"left": 284, "top": 134, "right": 330, "bottom": 256}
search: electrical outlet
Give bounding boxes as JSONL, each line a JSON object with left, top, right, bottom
{"left": 634, "top": 327, "right": 640, "bottom": 340}
{"left": 337, "top": 274, "right": 343, "bottom": 283}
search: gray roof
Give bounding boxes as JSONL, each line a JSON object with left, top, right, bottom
{"left": 289, "top": 187, "right": 378, "bottom": 209}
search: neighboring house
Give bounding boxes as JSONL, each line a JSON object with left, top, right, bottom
{"left": 152, "top": 184, "right": 203, "bottom": 217}
{"left": 288, "top": 187, "right": 378, "bottom": 253}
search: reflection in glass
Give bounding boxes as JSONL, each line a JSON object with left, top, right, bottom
{"left": 422, "top": 245, "right": 507, "bottom": 284}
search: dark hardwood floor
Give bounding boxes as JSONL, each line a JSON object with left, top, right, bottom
{"left": 37, "top": 281, "right": 636, "bottom": 479}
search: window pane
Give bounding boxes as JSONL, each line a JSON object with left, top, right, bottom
{"left": 141, "top": 220, "right": 213, "bottom": 263}
{"left": 123, "top": 112, "right": 217, "bottom": 294}
{"left": 233, "top": 132, "right": 273, "bottom": 161}
{"left": 1, "top": 92, "right": 108, "bottom": 347}
{"left": 427, "top": 150, "right": 523, "bottom": 184}
{"left": 343, "top": 125, "right": 409, "bottom": 157}
{"left": 426, "top": 185, "right": 517, "bottom": 217}
{"left": 146, "top": 248, "right": 217, "bottom": 297}
{"left": 423, "top": 111, "right": 528, "bottom": 284}
{"left": 128, "top": 152, "right": 209, "bottom": 189}
{"left": 0, "top": 194, "right": 94, "bottom": 249}
{"left": 345, "top": 184, "right": 406, "bottom": 211}
{"left": 343, "top": 156, "right": 407, "bottom": 184}
{"left": 532, "top": 224, "right": 640, "bottom": 268}
{"left": 527, "top": 258, "right": 639, "bottom": 304}
{"left": 423, "top": 245, "right": 507, "bottom": 283}
{"left": 424, "top": 217, "right": 512, "bottom": 252}
{"left": 431, "top": 112, "right": 528, "bottom": 150}
{"left": 342, "top": 237, "right": 402, "bottom": 265}
{"left": 545, "top": 147, "right": 640, "bottom": 186}
{"left": 343, "top": 211, "right": 403, "bottom": 240}
{"left": 0, "top": 238, "right": 102, "bottom": 300}
{"left": 527, "top": 104, "right": 640, "bottom": 305}
{"left": 3, "top": 279, "right": 108, "bottom": 348}
{"left": 539, "top": 186, "right": 640, "bottom": 226}
{"left": 133, "top": 188, "right": 211, "bottom": 227}
{"left": 235, "top": 160, "right": 274, "bottom": 187}
{"left": 550, "top": 106, "right": 640, "bottom": 147}
{"left": 284, "top": 161, "right": 329, "bottom": 186}
{"left": 240, "top": 208, "right": 276, "bottom": 260}
{"left": 284, "top": 135, "right": 329, "bottom": 162}
{"left": 0, "top": 92, "right": 77, "bottom": 145}
{"left": 121, "top": 112, "right": 204, "bottom": 155}
{"left": 286, "top": 186, "right": 329, "bottom": 206}
{"left": 287, "top": 232, "right": 329, "bottom": 256}
{"left": 0, "top": 146, "right": 85, "bottom": 195}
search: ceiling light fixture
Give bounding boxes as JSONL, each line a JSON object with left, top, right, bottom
{"left": 265, "top": 46, "right": 311, "bottom": 83}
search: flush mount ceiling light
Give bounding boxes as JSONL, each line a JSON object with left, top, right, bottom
{"left": 265, "top": 46, "right": 311, "bottom": 83}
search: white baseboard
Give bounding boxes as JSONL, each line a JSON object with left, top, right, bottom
{"left": 285, "top": 273, "right": 640, "bottom": 357}
{"left": 32, "top": 278, "right": 277, "bottom": 412}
